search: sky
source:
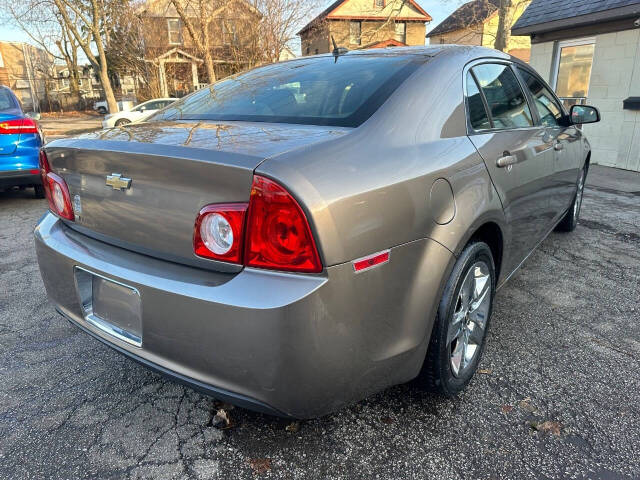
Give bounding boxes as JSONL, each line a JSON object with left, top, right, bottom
{"left": 0, "top": 0, "right": 462, "bottom": 55}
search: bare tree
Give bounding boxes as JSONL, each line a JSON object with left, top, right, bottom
{"left": 168, "top": 0, "right": 235, "bottom": 83}
{"left": 50, "top": 0, "right": 121, "bottom": 112}
{"left": 251, "top": 0, "right": 322, "bottom": 64}
{"left": 0, "top": 0, "right": 85, "bottom": 106}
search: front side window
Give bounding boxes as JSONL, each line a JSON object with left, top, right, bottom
{"left": 517, "top": 67, "right": 564, "bottom": 127}
{"left": 350, "top": 21, "right": 361, "bottom": 45}
{"left": 168, "top": 19, "right": 182, "bottom": 45}
{"left": 471, "top": 63, "right": 533, "bottom": 129}
{"left": 394, "top": 22, "right": 406, "bottom": 43}
{"left": 151, "top": 55, "right": 421, "bottom": 128}
{"left": 466, "top": 72, "right": 491, "bottom": 130}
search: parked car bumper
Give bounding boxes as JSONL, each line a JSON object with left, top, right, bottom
{"left": 34, "top": 213, "right": 454, "bottom": 418}
{"left": 0, "top": 169, "right": 41, "bottom": 188}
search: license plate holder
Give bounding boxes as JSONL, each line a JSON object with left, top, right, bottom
{"left": 75, "top": 267, "right": 142, "bottom": 347}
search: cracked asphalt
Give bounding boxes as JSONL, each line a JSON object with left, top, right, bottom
{"left": 1, "top": 167, "right": 639, "bottom": 480}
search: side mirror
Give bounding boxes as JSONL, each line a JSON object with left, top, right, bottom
{"left": 570, "top": 105, "right": 600, "bottom": 125}
{"left": 139, "top": 106, "right": 146, "bottom": 112}
{"left": 25, "top": 111, "right": 41, "bottom": 121}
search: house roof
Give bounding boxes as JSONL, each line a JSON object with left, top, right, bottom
{"left": 512, "top": 0, "right": 640, "bottom": 35}
{"left": 426, "top": 0, "right": 499, "bottom": 37}
{"left": 298, "top": 0, "right": 432, "bottom": 35}
{"left": 360, "top": 38, "right": 407, "bottom": 49}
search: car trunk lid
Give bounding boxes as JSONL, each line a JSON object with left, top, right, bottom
{"left": 45, "top": 120, "right": 349, "bottom": 271}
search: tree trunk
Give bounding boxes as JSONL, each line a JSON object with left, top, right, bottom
{"left": 494, "top": 0, "right": 512, "bottom": 52}
{"left": 203, "top": 50, "right": 217, "bottom": 84}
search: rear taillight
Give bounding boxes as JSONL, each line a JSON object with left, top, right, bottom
{"left": 0, "top": 118, "right": 38, "bottom": 134}
{"left": 193, "top": 175, "right": 322, "bottom": 273}
{"left": 39, "top": 150, "right": 74, "bottom": 221}
{"left": 193, "top": 204, "right": 248, "bottom": 263}
{"left": 245, "top": 176, "right": 322, "bottom": 273}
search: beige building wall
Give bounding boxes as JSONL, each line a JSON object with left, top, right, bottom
{"left": 331, "top": 0, "right": 427, "bottom": 19}
{"left": 429, "top": 25, "right": 483, "bottom": 46}
{"left": 0, "top": 42, "right": 51, "bottom": 111}
{"left": 530, "top": 29, "right": 640, "bottom": 172}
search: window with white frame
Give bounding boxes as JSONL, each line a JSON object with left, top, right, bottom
{"left": 0, "top": 52, "right": 4, "bottom": 68}
{"left": 167, "top": 18, "right": 182, "bottom": 45}
{"left": 394, "top": 22, "right": 406, "bottom": 43}
{"left": 375, "top": 0, "right": 385, "bottom": 8}
{"left": 552, "top": 37, "right": 595, "bottom": 109}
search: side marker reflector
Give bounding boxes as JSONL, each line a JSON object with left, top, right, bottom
{"left": 353, "top": 250, "right": 390, "bottom": 272}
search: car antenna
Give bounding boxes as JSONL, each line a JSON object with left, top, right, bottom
{"left": 331, "top": 36, "right": 348, "bottom": 63}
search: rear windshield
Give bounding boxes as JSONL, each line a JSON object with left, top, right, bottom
{"left": 0, "top": 89, "right": 18, "bottom": 112}
{"left": 151, "top": 55, "right": 422, "bottom": 127}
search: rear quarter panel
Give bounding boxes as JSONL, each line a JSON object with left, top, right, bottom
{"left": 257, "top": 50, "right": 508, "bottom": 272}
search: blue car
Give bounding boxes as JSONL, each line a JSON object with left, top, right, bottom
{"left": 0, "top": 85, "right": 44, "bottom": 198}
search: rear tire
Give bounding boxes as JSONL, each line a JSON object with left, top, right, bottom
{"left": 34, "top": 184, "right": 45, "bottom": 199}
{"left": 97, "top": 107, "right": 107, "bottom": 115}
{"left": 115, "top": 119, "right": 131, "bottom": 127}
{"left": 418, "top": 242, "right": 496, "bottom": 395}
{"left": 556, "top": 166, "right": 586, "bottom": 232}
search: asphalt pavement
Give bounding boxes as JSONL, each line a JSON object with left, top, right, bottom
{"left": 0, "top": 166, "right": 638, "bottom": 480}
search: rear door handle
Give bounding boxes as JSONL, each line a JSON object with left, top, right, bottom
{"left": 496, "top": 155, "right": 517, "bottom": 168}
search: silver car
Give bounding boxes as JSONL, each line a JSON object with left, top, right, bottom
{"left": 35, "top": 46, "right": 600, "bottom": 418}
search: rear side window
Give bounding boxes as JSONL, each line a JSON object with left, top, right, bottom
{"left": 471, "top": 64, "right": 533, "bottom": 129}
{"left": 0, "top": 89, "right": 17, "bottom": 112}
{"left": 517, "top": 67, "right": 564, "bottom": 127}
{"left": 152, "top": 55, "right": 421, "bottom": 128}
{"left": 466, "top": 72, "right": 491, "bottom": 130}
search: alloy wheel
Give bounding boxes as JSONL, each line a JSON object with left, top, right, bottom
{"left": 574, "top": 170, "right": 585, "bottom": 221}
{"left": 447, "top": 261, "right": 492, "bottom": 377}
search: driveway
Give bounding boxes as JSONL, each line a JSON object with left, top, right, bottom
{"left": 40, "top": 113, "right": 103, "bottom": 141}
{"left": 0, "top": 166, "right": 638, "bottom": 480}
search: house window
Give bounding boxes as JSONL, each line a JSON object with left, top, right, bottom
{"left": 374, "top": 0, "right": 385, "bottom": 8}
{"left": 78, "top": 78, "right": 83, "bottom": 87}
{"left": 0, "top": 52, "right": 4, "bottom": 68}
{"left": 167, "top": 18, "right": 182, "bottom": 45}
{"left": 552, "top": 38, "right": 595, "bottom": 109}
{"left": 394, "top": 22, "right": 406, "bottom": 44}
{"left": 349, "top": 21, "right": 361, "bottom": 45}
{"left": 223, "top": 20, "right": 238, "bottom": 45}
{"left": 61, "top": 77, "right": 69, "bottom": 88}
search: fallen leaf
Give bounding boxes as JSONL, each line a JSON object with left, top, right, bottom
{"left": 248, "top": 458, "right": 272, "bottom": 474}
{"left": 211, "top": 408, "right": 233, "bottom": 429}
{"left": 285, "top": 421, "right": 300, "bottom": 433}
{"left": 381, "top": 416, "right": 394, "bottom": 425}
{"left": 501, "top": 405, "right": 514, "bottom": 414}
{"left": 519, "top": 398, "right": 537, "bottom": 413}
{"left": 533, "top": 420, "right": 562, "bottom": 436}
{"left": 478, "top": 368, "right": 493, "bottom": 375}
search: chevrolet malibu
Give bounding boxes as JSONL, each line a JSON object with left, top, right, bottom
{"left": 35, "top": 46, "right": 600, "bottom": 418}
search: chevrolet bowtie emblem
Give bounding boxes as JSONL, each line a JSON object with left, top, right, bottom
{"left": 106, "top": 173, "right": 132, "bottom": 191}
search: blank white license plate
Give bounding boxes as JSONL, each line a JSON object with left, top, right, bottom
{"left": 75, "top": 268, "right": 142, "bottom": 347}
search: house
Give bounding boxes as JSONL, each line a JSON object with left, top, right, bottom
{"left": 0, "top": 42, "right": 53, "bottom": 111}
{"left": 426, "top": 0, "right": 531, "bottom": 62}
{"left": 140, "top": 0, "right": 262, "bottom": 97}
{"left": 298, "top": 0, "right": 432, "bottom": 56}
{"left": 279, "top": 46, "right": 297, "bottom": 62}
{"left": 512, "top": 0, "right": 640, "bottom": 172}
{"left": 52, "top": 65, "right": 105, "bottom": 100}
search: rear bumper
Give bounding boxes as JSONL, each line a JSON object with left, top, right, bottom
{"left": 0, "top": 170, "right": 41, "bottom": 188}
{"left": 34, "top": 213, "right": 453, "bottom": 418}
